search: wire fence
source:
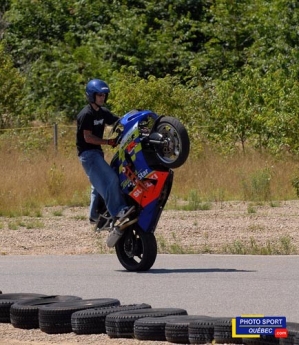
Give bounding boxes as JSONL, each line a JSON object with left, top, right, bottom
{"left": 0, "top": 124, "right": 76, "bottom": 153}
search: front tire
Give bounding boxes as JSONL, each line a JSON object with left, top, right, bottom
{"left": 154, "top": 116, "right": 190, "bottom": 169}
{"left": 115, "top": 226, "right": 157, "bottom": 272}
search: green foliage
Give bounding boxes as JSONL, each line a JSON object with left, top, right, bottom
{"left": 1, "top": 0, "right": 299, "bottom": 155}
{"left": 291, "top": 176, "right": 299, "bottom": 198}
{"left": 108, "top": 71, "right": 206, "bottom": 152}
{"left": 0, "top": 44, "right": 26, "bottom": 128}
{"left": 241, "top": 168, "right": 272, "bottom": 201}
{"left": 179, "top": 189, "right": 212, "bottom": 211}
{"left": 0, "top": 126, "right": 53, "bottom": 153}
{"left": 2, "top": 0, "right": 207, "bottom": 121}
{"left": 192, "top": 0, "right": 254, "bottom": 78}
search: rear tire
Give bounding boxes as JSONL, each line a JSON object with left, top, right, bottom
{"left": 115, "top": 226, "right": 157, "bottom": 272}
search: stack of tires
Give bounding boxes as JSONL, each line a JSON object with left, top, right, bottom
{"left": 1, "top": 292, "right": 299, "bottom": 344}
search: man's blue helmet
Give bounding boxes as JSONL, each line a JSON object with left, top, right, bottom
{"left": 85, "top": 79, "right": 110, "bottom": 103}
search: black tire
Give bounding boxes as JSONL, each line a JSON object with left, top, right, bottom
{"left": 0, "top": 293, "right": 47, "bottom": 323}
{"left": 10, "top": 295, "right": 82, "bottom": 329}
{"left": 39, "top": 298, "right": 120, "bottom": 334}
{"left": 276, "top": 323, "right": 295, "bottom": 345}
{"left": 134, "top": 315, "right": 198, "bottom": 341}
{"left": 214, "top": 318, "right": 243, "bottom": 344}
{"left": 105, "top": 307, "right": 187, "bottom": 339}
{"left": 294, "top": 332, "right": 299, "bottom": 345}
{"left": 165, "top": 315, "right": 212, "bottom": 344}
{"left": 71, "top": 303, "right": 151, "bottom": 335}
{"left": 281, "top": 323, "right": 299, "bottom": 345}
{"left": 188, "top": 317, "right": 219, "bottom": 344}
{"left": 153, "top": 116, "right": 190, "bottom": 169}
{"left": 115, "top": 225, "right": 157, "bottom": 272}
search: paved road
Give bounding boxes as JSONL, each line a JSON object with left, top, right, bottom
{"left": 1, "top": 254, "right": 298, "bottom": 322}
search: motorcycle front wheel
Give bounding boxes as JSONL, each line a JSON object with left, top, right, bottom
{"left": 154, "top": 116, "right": 190, "bottom": 169}
{"left": 115, "top": 226, "right": 157, "bottom": 272}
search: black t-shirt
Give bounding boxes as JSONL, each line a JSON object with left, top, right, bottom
{"left": 76, "top": 104, "right": 119, "bottom": 156}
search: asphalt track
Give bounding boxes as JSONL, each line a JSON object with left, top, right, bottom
{"left": 1, "top": 254, "right": 298, "bottom": 322}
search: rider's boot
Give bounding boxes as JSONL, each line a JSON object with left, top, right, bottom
{"left": 115, "top": 206, "right": 135, "bottom": 225}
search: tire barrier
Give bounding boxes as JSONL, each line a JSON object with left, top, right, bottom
{"left": 214, "top": 318, "right": 243, "bottom": 344}
{"left": 165, "top": 315, "right": 214, "bottom": 344}
{"left": 39, "top": 298, "right": 120, "bottom": 334}
{"left": 1, "top": 290, "right": 299, "bottom": 344}
{"left": 71, "top": 303, "right": 151, "bottom": 335}
{"left": 134, "top": 315, "right": 209, "bottom": 342}
{"left": 105, "top": 308, "right": 187, "bottom": 338}
{"left": 189, "top": 317, "right": 219, "bottom": 344}
{"left": 280, "top": 323, "right": 299, "bottom": 345}
{"left": 134, "top": 315, "right": 185, "bottom": 341}
{"left": 0, "top": 293, "right": 47, "bottom": 323}
{"left": 10, "top": 295, "right": 82, "bottom": 329}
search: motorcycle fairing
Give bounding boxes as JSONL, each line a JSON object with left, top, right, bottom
{"left": 111, "top": 112, "right": 170, "bottom": 232}
{"left": 122, "top": 166, "right": 169, "bottom": 208}
{"left": 120, "top": 110, "right": 159, "bottom": 136}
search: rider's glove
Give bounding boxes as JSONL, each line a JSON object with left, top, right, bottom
{"left": 107, "top": 138, "right": 118, "bottom": 148}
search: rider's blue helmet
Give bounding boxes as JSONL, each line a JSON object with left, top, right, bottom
{"left": 85, "top": 79, "right": 110, "bottom": 103}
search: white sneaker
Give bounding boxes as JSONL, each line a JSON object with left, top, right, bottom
{"left": 106, "top": 227, "right": 123, "bottom": 248}
{"left": 116, "top": 206, "right": 135, "bottom": 222}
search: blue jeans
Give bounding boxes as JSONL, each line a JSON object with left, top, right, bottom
{"left": 79, "top": 149, "right": 127, "bottom": 220}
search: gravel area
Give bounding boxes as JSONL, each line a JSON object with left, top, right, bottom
{"left": 1, "top": 200, "right": 299, "bottom": 344}
{"left": 1, "top": 200, "right": 299, "bottom": 256}
{"left": 0, "top": 325, "right": 169, "bottom": 345}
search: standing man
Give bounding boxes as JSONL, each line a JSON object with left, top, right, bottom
{"left": 76, "top": 79, "right": 134, "bottom": 227}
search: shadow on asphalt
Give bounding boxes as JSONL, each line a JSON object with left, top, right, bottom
{"left": 118, "top": 268, "right": 255, "bottom": 274}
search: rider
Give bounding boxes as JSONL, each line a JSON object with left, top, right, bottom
{"left": 76, "top": 78, "right": 134, "bottom": 227}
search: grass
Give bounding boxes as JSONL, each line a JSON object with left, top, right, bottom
{"left": 223, "top": 236, "right": 297, "bottom": 255}
{"left": 1, "top": 132, "right": 299, "bottom": 255}
{"left": 172, "top": 150, "right": 299, "bottom": 202}
{"left": 6, "top": 219, "right": 44, "bottom": 230}
{"left": 156, "top": 233, "right": 297, "bottom": 255}
{"left": 0, "top": 143, "right": 298, "bottom": 216}
{"left": 1, "top": 129, "right": 299, "bottom": 216}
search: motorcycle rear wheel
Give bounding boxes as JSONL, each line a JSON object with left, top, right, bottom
{"left": 115, "top": 226, "right": 157, "bottom": 272}
{"left": 154, "top": 116, "right": 190, "bottom": 169}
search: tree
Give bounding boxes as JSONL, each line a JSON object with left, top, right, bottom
{"left": 0, "top": 43, "right": 26, "bottom": 128}
{"left": 190, "top": 0, "right": 256, "bottom": 79}
{"left": 0, "top": 0, "right": 10, "bottom": 39}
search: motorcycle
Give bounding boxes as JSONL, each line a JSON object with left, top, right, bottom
{"left": 95, "top": 109, "right": 190, "bottom": 271}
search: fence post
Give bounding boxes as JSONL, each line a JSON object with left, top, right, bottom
{"left": 53, "top": 123, "right": 58, "bottom": 152}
